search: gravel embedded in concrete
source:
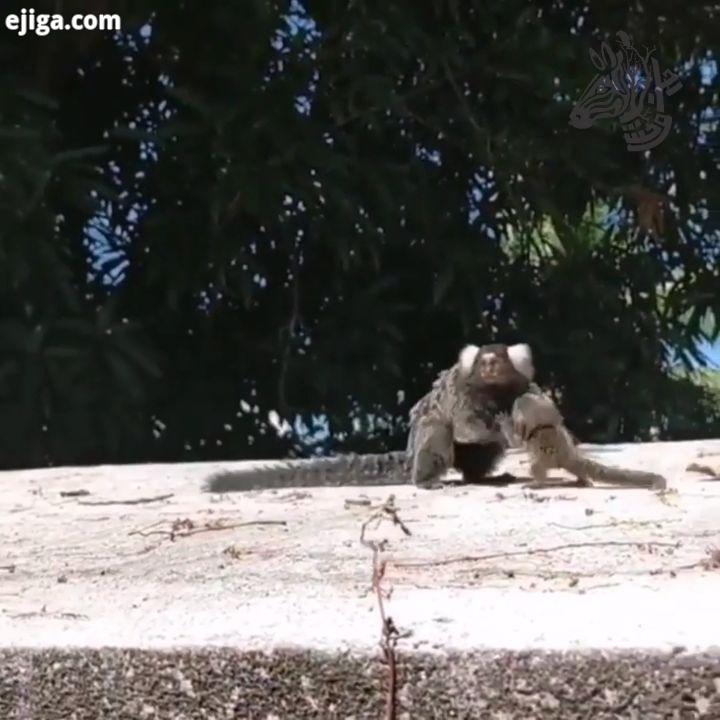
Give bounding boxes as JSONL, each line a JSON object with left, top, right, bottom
{"left": 1, "top": 439, "right": 720, "bottom": 717}
{"left": 1, "top": 648, "right": 720, "bottom": 719}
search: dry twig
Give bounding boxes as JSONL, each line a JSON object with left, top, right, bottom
{"left": 129, "top": 517, "right": 286, "bottom": 541}
{"left": 59, "top": 489, "right": 90, "bottom": 498}
{"left": 395, "top": 539, "right": 679, "bottom": 570}
{"left": 359, "top": 495, "right": 412, "bottom": 720}
{"left": 78, "top": 493, "right": 174, "bottom": 506}
{"left": 549, "top": 519, "right": 679, "bottom": 531}
{"left": 686, "top": 462, "right": 718, "bottom": 476}
{"left": 8, "top": 610, "right": 87, "bottom": 620}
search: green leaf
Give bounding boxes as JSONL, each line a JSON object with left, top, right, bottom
{"left": 51, "top": 146, "right": 109, "bottom": 166}
{"left": 0, "top": 126, "right": 43, "bottom": 140}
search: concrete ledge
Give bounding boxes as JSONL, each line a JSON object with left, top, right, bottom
{"left": 1, "top": 439, "right": 720, "bottom": 716}
{"left": 1, "top": 648, "right": 719, "bottom": 718}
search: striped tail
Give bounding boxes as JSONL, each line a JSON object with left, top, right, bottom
{"left": 576, "top": 458, "right": 667, "bottom": 490}
{"left": 202, "top": 451, "right": 410, "bottom": 492}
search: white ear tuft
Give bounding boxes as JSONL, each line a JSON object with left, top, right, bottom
{"left": 458, "top": 344, "right": 480, "bottom": 376}
{"left": 507, "top": 343, "right": 534, "bottom": 380}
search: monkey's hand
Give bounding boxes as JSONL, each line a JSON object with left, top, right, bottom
{"left": 497, "top": 412, "right": 523, "bottom": 448}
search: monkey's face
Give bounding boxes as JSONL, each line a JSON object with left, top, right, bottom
{"left": 458, "top": 342, "right": 534, "bottom": 388}
{"left": 477, "top": 350, "right": 510, "bottom": 384}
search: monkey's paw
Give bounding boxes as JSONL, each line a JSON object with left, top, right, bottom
{"left": 522, "top": 481, "right": 551, "bottom": 490}
{"left": 413, "top": 480, "right": 446, "bottom": 490}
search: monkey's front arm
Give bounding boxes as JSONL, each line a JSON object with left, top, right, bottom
{"left": 410, "top": 417, "right": 454, "bottom": 488}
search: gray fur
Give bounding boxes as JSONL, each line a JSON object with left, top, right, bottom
{"left": 202, "top": 343, "right": 536, "bottom": 493}
{"left": 202, "top": 452, "right": 410, "bottom": 492}
{"left": 512, "top": 392, "right": 667, "bottom": 490}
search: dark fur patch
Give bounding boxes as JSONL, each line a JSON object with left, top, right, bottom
{"left": 452, "top": 441, "right": 504, "bottom": 483}
{"left": 453, "top": 344, "right": 531, "bottom": 483}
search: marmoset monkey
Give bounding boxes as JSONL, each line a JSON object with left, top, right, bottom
{"left": 203, "top": 342, "right": 538, "bottom": 492}
{"left": 512, "top": 392, "right": 667, "bottom": 490}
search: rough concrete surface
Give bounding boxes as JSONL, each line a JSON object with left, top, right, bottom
{"left": 1, "top": 439, "right": 720, "bottom": 717}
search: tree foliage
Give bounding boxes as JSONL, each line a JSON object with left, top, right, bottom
{"left": 1, "top": 0, "right": 719, "bottom": 469}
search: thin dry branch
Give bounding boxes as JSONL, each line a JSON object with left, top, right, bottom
{"left": 59, "top": 489, "right": 90, "bottom": 498}
{"left": 549, "top": 519, "right": 680, "bottom": 531}
{"left": 78, "top": 493, "right": 174, "bottom": 506}
{"left": 129, "top": 517, "right": 286, "bottom": 542}
{"left": 395, "top": 540, "right": 679, "bottom": 569}
{"left": 359, "top": 495, "right": 411, "bottom": 720}
{"left": 8, "top": 610, "right": 88, "bottom": 620}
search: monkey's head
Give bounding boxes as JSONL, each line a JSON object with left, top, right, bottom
{"left": 457, "top": 343, "right": 534, "bottom": 389}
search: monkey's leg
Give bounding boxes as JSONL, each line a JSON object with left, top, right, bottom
{"left": 452, "top": 441, "right": 506, "bottom": 484}
{"left": 557, "top": 427, "right": 593, "bottom": 486}
{"left": 572, "top": 473, "right": 593, "bottom": 488}
{"left": 411, "top": 419, "right": 453, "bottom": 489}
{"left": 522, "top": 458, "right": 550, "bottom": 489}
{"left": 524, "top": 455, "right": 592, "bottom": 489}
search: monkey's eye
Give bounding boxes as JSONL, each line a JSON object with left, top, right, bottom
{"left": 482, "top": 358, "right": 498, "bottom": 374}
